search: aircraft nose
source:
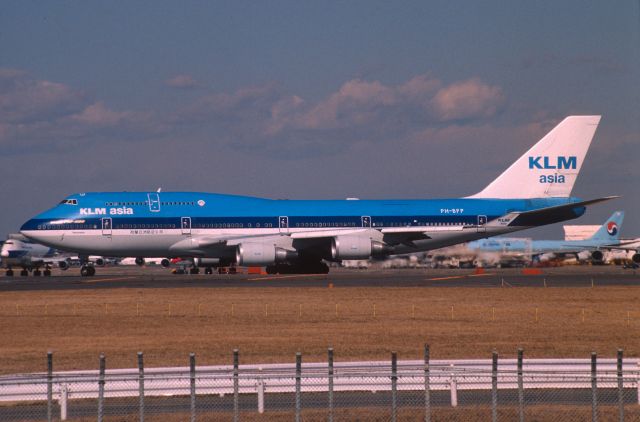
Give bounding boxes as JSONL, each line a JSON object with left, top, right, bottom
{"left": 20, "top": 219, "right": 44, "bottom": 242}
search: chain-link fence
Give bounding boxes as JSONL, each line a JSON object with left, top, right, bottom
{"left": 1, "top": 347, "right": 639, "bottom": 421}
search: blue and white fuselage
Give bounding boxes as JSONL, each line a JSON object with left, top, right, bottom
{"left": 467, "top": 211, "right": 627, "bottom": 262}
{"left": 20, "top": 116, "right": 614, "bottom": 275}
{"left": 20, "top": 193, "right": 587, "bottom": 256}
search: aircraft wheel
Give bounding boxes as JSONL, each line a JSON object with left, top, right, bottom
{"left": 33, "top": 270, "right": 42, "bottom": 276}
{"left": 88, "top": 266, "right": 96, "bottom": 276}
{"left": 204, "top": 267, "right": 213, "bottom": 275}
{"left": 44, "top": 269, "right": 52, "bottom": 277}
{"left": 20, "top": 269, "right": 29, "bottom": 276}
{"left": 265, "top": 265, "right": 277, "bottom": 275}
{"left": 80, "top": 266, "right": 90, "bottom": 277}
{"left": 189, "top": 267, "right": 200, "bottom": 275}
{"left": 6, "top": 269, "right": 13, "bottom": 277}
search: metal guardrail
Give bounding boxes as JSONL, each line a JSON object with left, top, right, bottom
{"left": 2, "top": 358, "right": 640, "bottom": 401}
{"left": 1, "top": 350, "right": 638, "bottom": 421}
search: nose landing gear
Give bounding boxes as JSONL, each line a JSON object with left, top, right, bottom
{"left": 80, "top": 265, "right": 96, "bottom": 277}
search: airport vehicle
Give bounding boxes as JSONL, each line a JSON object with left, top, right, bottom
{"left": 20, "top": 116, "right": 614, "bottom": 276}
{"left": 119, "top": 257, "right": 173, "bottom": 267}
{"left": 464, "top": 211, "right": 631, "bottom": 265}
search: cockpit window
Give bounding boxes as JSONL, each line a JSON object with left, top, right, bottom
{"left": 59, "top": 199, "right": 78, "bottom": 205}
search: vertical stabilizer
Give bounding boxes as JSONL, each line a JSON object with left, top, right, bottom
{"left": 468, "top": 116, "right": 601, "bottom": 199}
{"left": 588, "top": 211, "right": 624, "bottom": 242}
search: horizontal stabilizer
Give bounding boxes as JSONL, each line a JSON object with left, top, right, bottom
{"left": 488, "top": 196, "right": 619, "bottom": 228}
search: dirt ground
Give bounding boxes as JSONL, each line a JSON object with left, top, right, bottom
{"left": 1, "top": 285, "right": 638, "bottom": 374}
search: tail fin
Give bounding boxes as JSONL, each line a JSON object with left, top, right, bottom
{"left": 468, "top": 116, "right": 601, "bottom": 199}
{"left": 588, "top": 211, "right": 624, "bottom": 241}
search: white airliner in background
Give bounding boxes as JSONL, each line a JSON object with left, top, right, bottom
{"left": 1, "top": 235, "right": 107, "bottom": 277}
{"left": 20, "top": 116, "right": 616, "bottom": 276}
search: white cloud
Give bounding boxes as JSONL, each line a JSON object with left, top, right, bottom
{"left": 164, "top": 74, "right": 198, "bottom": 89}
{"left": 430, "top": 78, "right": 505, "bottom": 121}
{"left": 0, "top": 68, "right": 507, "bottom": 158}
{"left": 0, "top": 68, "right": 161, "bottom": 150}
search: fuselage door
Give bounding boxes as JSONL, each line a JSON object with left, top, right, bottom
{"left": 181, "top": 217, "right": 191, "bottom": 235}
{"left": 362, "top": 216, "right": 371, "bottom": 228}
{"left": 279, "top": 216, "right": 289, "bottom": 233}
{"left": 147, "top": 193, "right": 161, "bottom": 212}
{"left": 477, "top": 215, "right": 487, "bottom": 233}
{"left": 102, "top": 218, "right": 112, "bottom": 236}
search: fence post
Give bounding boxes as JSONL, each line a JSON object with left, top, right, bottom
{"left": 59, "top": 384, "right": 68, "bottom": 421}
{"left": 295, "top": 352, "right": 302, "bottom": 422}
{"left": 449, "top": 363, "right": 457, "bottom": 407}
{"left": 591, "top": 352, "right": 598, "bottom": 422}
{"left": 47, "top": 351, "right": 53, "bottom": 422}
{"left": 257, "top": 368, "right": 265, "bottom": 414}
{"left": 328, "top": 347, "right": 334, "bottom": 422}
{"left": 391, "top": 351, "right": 397, "bottom": 422}
{"left": 492, "top": 350, "right": 498, "bottom": 422}
{"left": 617, "top": 349, "right": 624, "bottom": 422}
{"left": 138, "top": 352, "right": 144, "bottom": 422}
{"left": 518, "top": 348, "right": 524, "bottom": 422}
{"left": 424, "top": 344, "right": 431, "bottom": 422}
{"left": 98, "top": 353, "right": 105, "bottom": 422}
{"left": 190, "top": 353, "right": 196, "bottom": 422}
{"left": 233, "top": 349, "right": 239, "bottom": 422}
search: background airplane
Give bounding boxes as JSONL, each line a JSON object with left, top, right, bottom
{"left": 465, "top": 211, "right": 631, "bottom": 265}
{"left": 20, "top": 116, "right": 614, "bottom": 276}
{"left": 1, "top": 234, "right": 107, "bottom": 276}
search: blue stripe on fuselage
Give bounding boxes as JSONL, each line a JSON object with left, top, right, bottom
{"left": 20, "top": 192, "right": 583, "bottom": 231}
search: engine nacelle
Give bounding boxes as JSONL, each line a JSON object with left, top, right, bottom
{"left": 591, "top": 250, "right": 604, "bottom": 262}
{"left": 135, "top": 257, "right": 145, "bottom": 266}
{"left": 194, "top": 258, "right": 221, "bottom": 267}
{"left": 58, "top": 260, "right": 69, "bottom": 270}
{"left": 576, "top": 251, "right": 591, "bottom": 262}
{"left": 538, "top": 253, "right": 555, "bottom": 262}
{"left": 236, "top": 243, "right": 289, "bottom": 266}
{"left": 632, "top": 253, "right": 640, "bottom": 264}
{"left": 160, "top": 258, "right": 171, "bottom": 268}
{"left": 331, "top": 236, "right": 389, "bottom": 260}
{"left": 94, "top": 258, "right": 105, "bottom": 267}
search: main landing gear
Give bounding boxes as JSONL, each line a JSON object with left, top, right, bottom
{"left": 4, "top": 266, "right": 52, "bottom": 277}
{"left": 80, "top": 265, "right": 96, "bottom": 277}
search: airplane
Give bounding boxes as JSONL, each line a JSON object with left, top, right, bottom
{"left": 0, "top": 234, "right": 108, "bottom": 276}
{"left": 1, "top": 234, "right": 60, "bottom": 276}
{"left": 19, "top": 115, "right": 615, "bottom": 276}
{"left": 463, "top": 211, "right": 633, "bottom": 265}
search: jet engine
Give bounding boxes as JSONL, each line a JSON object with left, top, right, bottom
{"left": 331, "top": 236, "right": 390, "bottom": 260}
{"left": 576, "top": 251, "right": 591, "bottom": 262}
{"left": 135, "top": 257, "right": 145, "bottom": 266}
{"left": 236, "top": 243, "right": 291, "bottom": 266}
{"left": 160, "top": 258, "right": 171, "bottom": 268}
{"left": 194, "top": 258, "right": 221, "bottom": 267}
{"left": 58, "top": 260, "right": 69, "bottom": 270}
{"left": 591, "top": 250, "right": 604, "bottom": 263}
{"left": 94, "top": 258, "right": 105, "bottom": 267}
{"left": 537, "top": 253, "right": 555, "bottom": 262}
{"left": 632, "top": 253, "right": 640, "bottom": 264}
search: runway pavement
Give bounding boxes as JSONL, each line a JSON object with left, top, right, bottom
{"left": 1, "top": 265, "right": 639, "bottom": 292}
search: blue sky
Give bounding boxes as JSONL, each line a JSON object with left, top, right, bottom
{"left": 1, "top": 1, "right": 638, "bottom": 239}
